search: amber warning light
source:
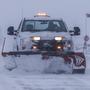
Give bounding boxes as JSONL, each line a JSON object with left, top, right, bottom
{"left": 34, "top": 12, "right": 50, "bottom": 17}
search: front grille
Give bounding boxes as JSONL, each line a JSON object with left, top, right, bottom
{"left": 37, "top": 40, "right": 64, "bottom": 51}
{"left": 32, "top": 39, "right": 72, "bottom": 52}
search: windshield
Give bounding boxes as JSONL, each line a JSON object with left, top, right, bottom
{"left": 22, "top": 20, "right": 67, "bottom": 32}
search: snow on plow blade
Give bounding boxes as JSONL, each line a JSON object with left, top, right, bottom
{"left": 1, "top": 51, "right": 86, "bottom": 74}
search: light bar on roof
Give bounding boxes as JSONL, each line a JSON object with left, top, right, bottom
{"left": 34, "top": 12, "right": 50, "bottom": 17}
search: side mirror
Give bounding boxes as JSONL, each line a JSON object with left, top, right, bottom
{"left": 7, "top": 26, "right": 14, "bottom": 35}
{"left": 74, "top": 27, "right": 80, "bottom": 35}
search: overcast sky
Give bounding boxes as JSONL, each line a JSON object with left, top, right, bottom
{"left": 0, "top": 0, "right": 90, "bottom": 35}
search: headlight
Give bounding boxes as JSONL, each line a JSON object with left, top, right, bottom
{"left": 32, "top": 36, "right": 41, "bottom": 41}
{"left": 55, "top": 36, "right": 63, "bottom": 41}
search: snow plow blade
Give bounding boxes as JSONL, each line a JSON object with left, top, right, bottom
{"left": 2, "top": 51, "right": 41, "bottom": 56}
{"left": 2, "top": 51, "right": 86, "bottom": 74}
{"left": 2, "top": 50, "right": 75, "bottom": 56}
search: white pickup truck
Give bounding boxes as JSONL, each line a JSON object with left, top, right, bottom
{"left": 2, "top": 12, "right": 86, "bottom": 74}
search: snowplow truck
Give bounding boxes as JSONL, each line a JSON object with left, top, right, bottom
{"left": 2, "top": 13, "right": 86, "bottom": 74}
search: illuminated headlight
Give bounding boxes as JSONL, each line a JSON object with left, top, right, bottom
{"left": 55, "top": 36, "right": 63, "bottom": 41}
{"left": 32, "top": 36, "right": 41, "bottom": 41}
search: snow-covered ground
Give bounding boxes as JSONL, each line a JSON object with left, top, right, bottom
{"left": 0, "top": 72, "right": 90, "bottom": 90}
{"left": 0, "top": 50, "right": 90, "bottom": 90}
{"left": 0, "top": 36, "right": 90, "bottom": 90}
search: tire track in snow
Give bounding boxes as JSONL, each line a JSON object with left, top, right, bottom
{"left": 12, "top": 75, "right": 90, "bottom": 90}
{"left": 0, "top": 75, "right": 22, "bottom": 90}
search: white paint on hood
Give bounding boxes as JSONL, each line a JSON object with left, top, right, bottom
{"left": 19, "top": 31, "right": 71, "bottom": 40}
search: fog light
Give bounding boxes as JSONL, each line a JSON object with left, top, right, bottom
{"left": 32, "top": 46, "right": 37, "bottom": 49}
{"left": 57, "top": 46, "right": 61, "bottom": 49}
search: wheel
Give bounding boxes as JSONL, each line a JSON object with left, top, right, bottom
{"left": 72, "top": 69, "right": 85, "bottom": 74}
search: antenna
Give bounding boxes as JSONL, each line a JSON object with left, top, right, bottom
{"left": 21, "top": 8, "right": 24, "bottom": 19}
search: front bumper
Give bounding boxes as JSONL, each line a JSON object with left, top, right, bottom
{"left": 31, "top": 40, "right": 72, "bottom": 52}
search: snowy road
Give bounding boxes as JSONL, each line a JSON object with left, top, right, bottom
{"left": 0, "top": 74, "right": 90, "bottom": 90}
{"left": 0, "top": 54, "right": 90, "bottom": 90}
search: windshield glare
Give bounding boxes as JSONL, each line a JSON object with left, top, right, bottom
{"left": 22, "top": 20, "right": 67, "bottom": 32}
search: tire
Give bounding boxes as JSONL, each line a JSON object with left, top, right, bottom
{"left": 72, "top": 69, "right": 85, "bottom": 74}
